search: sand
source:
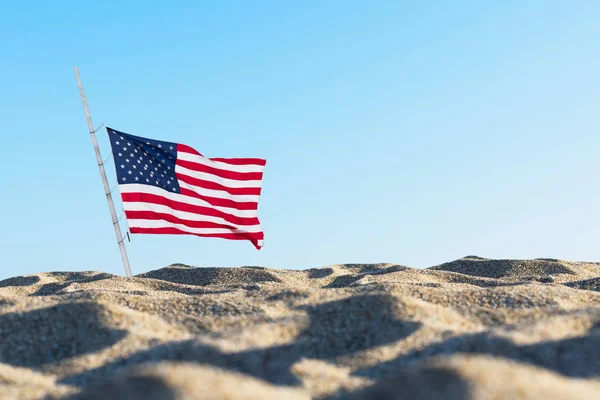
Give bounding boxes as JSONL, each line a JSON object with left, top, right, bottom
{"left": 1, "top": 256, "right": 600, "bottom": 399}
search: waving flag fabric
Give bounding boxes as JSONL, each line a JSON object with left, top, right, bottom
{"left": 106, "top": 127, "right": 266, "bottom": 249}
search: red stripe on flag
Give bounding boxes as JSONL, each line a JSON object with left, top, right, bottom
{"left": 210, "top": 157, "right": 266, "bottom": 166}
{"left": 177, "top": 144, "right": 203, "bottom": 156}
{"left": 177, "top": 144, "right": 266, "bottom": 167}
{"left": 129, "top": 226, "right": 264, "bottom": 249}
{"left": 121, "top": 192, "right": 260, "bottom": 226}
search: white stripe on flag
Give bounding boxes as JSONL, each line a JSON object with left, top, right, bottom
{"left": 177, "top": 150, "right": 265, "bottom": 174}
{"left": 123, "top": 201, "right": 262, "bottom": 231}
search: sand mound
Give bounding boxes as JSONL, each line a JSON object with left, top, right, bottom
{"left": 137, "top": 265, "right": 283, "bottom": 287}
{"left": 428, "top": 256, "right": 600, "bottom": 281}
{"left": 351, "top": 355, "right": 600, "bottom": 400}
{"left": 69, "top": 362, "right": 309, "bottom": 400}
{"left": 1, "top": 257, "right": 600, "bottom": 399}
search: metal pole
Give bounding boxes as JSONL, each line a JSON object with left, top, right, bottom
{"left": 74, "top": 66, "right": 133, "bottom": 277}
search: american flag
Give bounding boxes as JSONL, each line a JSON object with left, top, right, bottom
{"left": 106, "top": 127, "right": 266, "bottom": 249}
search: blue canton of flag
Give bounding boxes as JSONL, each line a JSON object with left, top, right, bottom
{"left": 107, "top": 128, "right": 181, "bottom": 193}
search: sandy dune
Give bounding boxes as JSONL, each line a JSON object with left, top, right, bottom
{"left": 1, "top": 256, "right": 600, "bottom": 399}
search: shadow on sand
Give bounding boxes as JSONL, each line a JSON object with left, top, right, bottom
{"left": 347, "top": 366, "right": 473, "bottom": 400}
{"left": 354, "top": 327, "right": 600, "bottom": 380}
{"left": 0, "top": 275, "right": 41, "bottom": 287}
{"left": 60, "top": 294, "right": 421, "bottom": 388}
{"left": 0, "top": 302, "right": 127, "bottom": 368}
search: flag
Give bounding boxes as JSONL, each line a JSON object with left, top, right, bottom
{"left": 106, "top": 127, "right": 266, "bottom": 249}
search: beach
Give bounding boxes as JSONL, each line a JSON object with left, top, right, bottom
{"left": 1, "top": 256, "right": 600, "bottom": 399}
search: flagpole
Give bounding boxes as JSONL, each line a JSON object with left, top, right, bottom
{"left": 74, "top": 66, "right": 133, "bottom": 278}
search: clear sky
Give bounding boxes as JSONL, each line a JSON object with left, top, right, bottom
{"left": 1, "top": 1, "right": 599, "bottom": 279}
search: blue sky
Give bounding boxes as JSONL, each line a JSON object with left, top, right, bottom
{"left": 1, "top": 1, "right": 599, "bottom": 279}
